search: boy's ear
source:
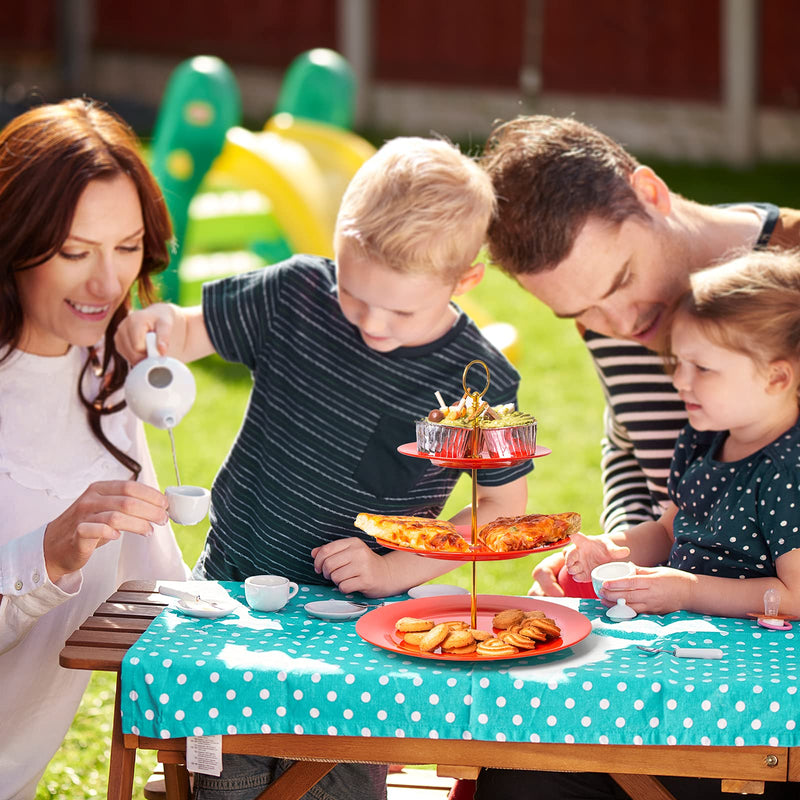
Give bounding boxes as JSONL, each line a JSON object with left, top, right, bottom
{"left": 630, "top": 165, "right": 671, "bottom": 216}
{"left": 452, "top": 262, "right": 485, "bottom": 296}
{"left": 765, "top": 359, "right": 796, "bottom": 395}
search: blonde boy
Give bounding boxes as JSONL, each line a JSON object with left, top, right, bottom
{"left": 116, "top": 136, "right": 529, "bottom": 596}
{"left": 117, "top": 135, "right": 531, "bottom": 800}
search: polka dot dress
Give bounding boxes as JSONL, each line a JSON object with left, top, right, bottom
{"left": 120, "top": 584, "right": 800, "bottom": 747}
{"left": 668, "top": 423, "right": 800, "bottom": 577}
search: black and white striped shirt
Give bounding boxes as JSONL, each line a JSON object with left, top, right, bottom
{"left": 195, "top": 256, "right": 531, "bottom": 584}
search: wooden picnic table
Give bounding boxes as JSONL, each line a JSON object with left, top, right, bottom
{"left": 60, "top": 580, "right": 800, "bottom": 800}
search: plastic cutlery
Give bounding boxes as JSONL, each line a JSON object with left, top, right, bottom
{"left": 637, "top": 645, "right": 723, "bottom": 659}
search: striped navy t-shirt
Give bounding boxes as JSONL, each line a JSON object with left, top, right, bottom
{"left": 584, "top": 203, "right": 800, "bottom": 535}
{"left": 195, "top": 256, "right": 532, "bottom": 584}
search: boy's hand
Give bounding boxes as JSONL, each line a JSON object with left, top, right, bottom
{"left": 599, "top": 566, "right": 694, "bottom": 615}
{"left": 564, "top": 531, "right": 631, "bottom": 583}
{"left": 311, "top": 538, "right": 390, "bottom": 597}
{"left": 115, "top": 303, "right": 182, "bottom": 365}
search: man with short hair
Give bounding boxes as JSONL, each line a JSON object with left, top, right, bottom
{"left": 481, "top": 114, "right": 800, "bottom": 596}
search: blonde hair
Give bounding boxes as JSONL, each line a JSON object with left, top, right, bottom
{"left": 669, "top": 248, "right": 800, "bottom": 371}
{"left": 335, "top": 136, "right": 496, "bottom": 282}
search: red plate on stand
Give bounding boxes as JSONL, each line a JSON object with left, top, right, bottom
{"left": 374, "top": 536, "right": 570, "bottom": 561}
{"left": 397, "top": 442, "right": 551, "bottom": 469}
{"left": 356, "top": 595, "right": 592, "bottom": 661}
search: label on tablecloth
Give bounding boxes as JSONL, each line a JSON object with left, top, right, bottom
{"left": 186, "top": 735, "right": 222, "bottom": 776}
{"left": 120, "top": 582, "right": 800, "bottom": 747}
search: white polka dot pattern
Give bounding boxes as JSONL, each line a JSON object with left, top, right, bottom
{"left": 120, "top": 584, "right": 800, "bottom": 747}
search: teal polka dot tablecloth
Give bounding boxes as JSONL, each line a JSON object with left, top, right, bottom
{"left": 121, "top": 583, "right": 800, "bottom": 746}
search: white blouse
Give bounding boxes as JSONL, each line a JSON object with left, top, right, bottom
{"left": 0, "top": 346, "right": 188, "bottom": 800}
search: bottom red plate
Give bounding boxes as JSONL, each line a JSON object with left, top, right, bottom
{"left": 356, "top": 595, "right": 592, "bottom": 661}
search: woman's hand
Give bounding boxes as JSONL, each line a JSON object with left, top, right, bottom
{"left": 311, "top": 537, "right": 391, "bottom": 597}
{"left": 599, "top": 566, "right": 695, "bottom": 615}
{"left": 43, "top": 480, "right": 169, "bottom": 584}
{"left": 564, "top": 531, "right": 631, "bottom": 584}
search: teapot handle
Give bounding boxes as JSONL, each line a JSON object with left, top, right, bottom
{"left": 145, "top": 331, "right": 160, "bottom": 359}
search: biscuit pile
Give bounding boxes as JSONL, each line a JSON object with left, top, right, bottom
{"left": 395, "top": 608, "right": 561, "bottom": 657}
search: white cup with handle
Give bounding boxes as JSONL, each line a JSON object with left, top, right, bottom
{"left": 244, "top": 575, "right": 299, "bottom": 612}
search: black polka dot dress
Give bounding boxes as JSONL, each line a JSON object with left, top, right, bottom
{"left": 668, "top": 422, "right": 800, "bottom": 577}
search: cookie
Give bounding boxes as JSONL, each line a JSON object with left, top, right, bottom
{"left": 523, "top": 617, "right": 561, "bottom": 639}
{"left": 402, "top": 631, "right": 427, "bottom": 646}
{"left": 500, "top": 630, "right": 538, "bottom": 649}
{"left": 441, "top": 629, "right": 475, "bottom": 650}
{"left": 443, "top": 641, "right": 478, "bottom": 655}
{"left": 524, "top": 610, "right": 547, "bottom": 620}
{"left": 396, "top": 617, "right": 435, "bottom": 632}
{"left": 469, "top": 628, "right": 493, "bottom": 641}
{"left": 492, "top": 609, "right": 525, "bottom": 629}
{"left": 419, "top": 623, "right": 450, "bottom": 652}
{"left": 476, "top": 637, "right": 518, "bottom": 657}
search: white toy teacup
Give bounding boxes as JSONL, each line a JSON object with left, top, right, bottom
{"left": 244, "top": 575, "right": 299, "bottom": 612}
{"left": 165, "top": 485, "right": 210, "bottom": 525}
{"left": 591, "top": 561, "right": 636, "bottom": 603}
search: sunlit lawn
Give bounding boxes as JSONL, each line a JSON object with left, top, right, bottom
{"left": 37, "top": 155, "right": 800, "bottom": 797}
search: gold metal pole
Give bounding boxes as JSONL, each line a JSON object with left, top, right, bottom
{"left": 470, "top": 466, "right": 477, "bottom": 628}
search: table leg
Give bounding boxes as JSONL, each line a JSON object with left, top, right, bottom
{"left": 163, "top": 763, "right": 191, "bottom": 800}
{"left": 253, "top": 761, "right": 337, "bottom": 800}
{"left": 108, "top": 674, "right": 136, "bottom": 800}
{"left": 610, "top": 774, "right": 677, "bottom": 800}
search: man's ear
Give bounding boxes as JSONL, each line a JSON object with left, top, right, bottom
{"left": 765, "top": 359, "right": 796, "bottom": 395}
{"left": 631, "top": 165, "right": 671, "bottom": 216}
{"left": 452, "top": 261, "right": 485, "bottom": 296}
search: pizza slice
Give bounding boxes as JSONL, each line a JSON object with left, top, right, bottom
{"left": 478, "top": 512, "right": 581, "bottom": 552}
{"left": 354, "top": 513, "right": 470, "bottom": 552}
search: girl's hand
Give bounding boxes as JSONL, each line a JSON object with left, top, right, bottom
{"left": 564, "top": 531, "right": 631, "bottom": 583}
{"left": 311, "top": 538, "right": 390, "bottom": 597}
{"left": 600, "top": 566, "right": 695, "bottom": 615}
{"left": 43, "top": 480, "right": 169, "bottom": 584}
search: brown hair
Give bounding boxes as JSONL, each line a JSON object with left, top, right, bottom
{"left": 667, "top": 248, "right": 800, "bottom": 375}
{"left": 480, "top": 115, "right": 649, "bottom": 276}
{"left": 335, "top": 136, "right": 496, "bottom": 283}
{"left": 0, "top": 98, "right": 173, "bottom": 477}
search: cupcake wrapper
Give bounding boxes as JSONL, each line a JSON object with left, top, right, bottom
{"left": 480, "top": 422, "right": 537, "bottom": 458}
{"left": 416, "top": 420, "right": 473, "bottom": 458}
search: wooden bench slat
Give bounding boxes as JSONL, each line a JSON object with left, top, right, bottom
{"left": 66, "top": 629, "right": 142, "bottom": 648}
{"left": 79, "top": 616, "right": 154, "bottom": 634}
{"left": 60, "top": 644, "right": 129, "bottom": 671}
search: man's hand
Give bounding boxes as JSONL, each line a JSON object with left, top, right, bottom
{"left": 564, "top": 531, "right": 631, "bottom": 583}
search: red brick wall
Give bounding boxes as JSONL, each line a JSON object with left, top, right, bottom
{"left": 1, "top": 0, "right": 798, "bottom": 108}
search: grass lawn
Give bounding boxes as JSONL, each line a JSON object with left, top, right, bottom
{"left": 36, "top": 155, "right": 800, "bottom": 798}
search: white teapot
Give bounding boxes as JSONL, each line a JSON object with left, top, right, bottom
{"left": 124, "top": 331, "right": 196, "bottom": 429}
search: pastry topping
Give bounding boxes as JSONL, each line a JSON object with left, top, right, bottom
{"left": 354, "top": 513, "right": 470, "bottom": 553}
{"left": 478, "top": 512, "right": 581, "bottom": 552}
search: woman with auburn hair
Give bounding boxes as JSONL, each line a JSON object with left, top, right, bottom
{"left": 0, "top": 98, "right": 186, "bottom": 800}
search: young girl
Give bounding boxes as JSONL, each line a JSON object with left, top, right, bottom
{"left": 563, "top": 248, "right": 800, "bottom": 618}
